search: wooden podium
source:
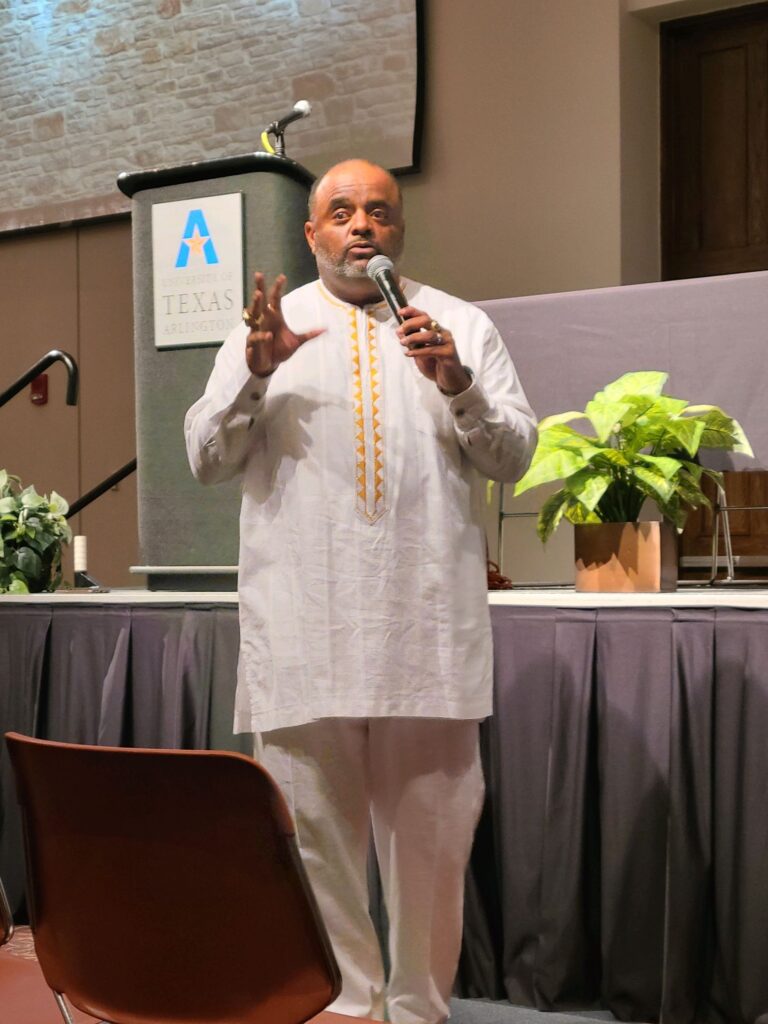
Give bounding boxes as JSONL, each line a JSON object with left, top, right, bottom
{"left": 118, "top": 154, "right": 315, "bottom": 590}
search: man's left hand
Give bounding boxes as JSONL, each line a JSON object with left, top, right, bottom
{"left": 396, "top": 306, "right": 472, "bottom": 396}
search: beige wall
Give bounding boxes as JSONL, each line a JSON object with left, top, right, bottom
{"left": 619, "top": 2, "right": 662, "bottom": 283}
{"left": 402, "top": 0, "right": 626, "bottom": 301}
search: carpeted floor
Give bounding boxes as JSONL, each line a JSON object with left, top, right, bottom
{"left": 450, "top": 997, "right": 624, "bottom": 1024}
{"left": 1, "top": 929, "right": 636, "bottom": 1024}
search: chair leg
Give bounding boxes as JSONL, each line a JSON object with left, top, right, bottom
{"left": 0, "top": 875, "right": 15, "bottom": 942}
{"left": 53, "top": 990, "right": 76, "bottom": 1024}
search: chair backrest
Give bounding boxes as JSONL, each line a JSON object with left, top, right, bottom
{"left": 5, "top": 732, "right": 341, "bottom": 1024}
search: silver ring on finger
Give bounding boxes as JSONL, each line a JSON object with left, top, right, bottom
{"left": 433, "top": 332, "right": 444, "bottom": 347}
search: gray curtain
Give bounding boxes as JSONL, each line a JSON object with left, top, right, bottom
{"left": 456, "top": 606, "right": 768, "bottom": 1024}
{"left": 1, "top": 602, "right": 767, "bottom": 1024}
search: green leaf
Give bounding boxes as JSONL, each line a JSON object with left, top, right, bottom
{"left": 563, "top": 500, "right": 603, "bottom": 526}
{"left": 20, "top": 486, "right": 45, "bottom": 509}
{"left": 537, "top": 488, "right": 603, "bottom": 542}
{"left": 697, "top": 409, "right": 754, "bottom": 456}
{"left": 636, "top": 454, "right": 684, "bottom": 480}
{"left": 700, "top": 467, "right": 725, "bottom": 488}
{"left": 514, "top": 446, "right": 601, "bottom": 496}
{"left": 537, "top": 411, "right": 591, "bottom": 431}
{"left": 0, "top": 497, "right": 16, "bottom": 515}
{"left": 26, "top": 531, "right": 54, "bottom": 555}
{"left": 656, "top": 498, "right": 689, "bottom": 530}
{"left": 647, "top": 396, "right": 690, "bottom": 416}
{"left": 535, "top": 423, "right": 599, "bottom": 452}
{"left": 602, "top": 371, "right": 668, "bottom": 400}
{"left": 632, "top": 465, "right": 677, "bottom": 504}
{"left": 48, "top": 490, "right": 69, "bottom": 516}
{"left": 592, "top": 448, "right": 630, "bottom": 469}
{"left": 657, "top": 416, "right": 705, "bottom": 457}
{"left": 8, "top": 577, "right": 29, "bottom": 595}
{"left": 565, "top": 469, "right": 611, "bottom": 511}
{"left": 584, "top": 399, "right": 632, "bottom": 443}
{"left": 619, "top": 394, "right": 661, "bottom": 426}
{"left": 673, "top": 475, "right": 710, "bottom": 509}
{"left": 13, "top": 546, "right": 43, "bottom": 580}
{"left": 537, "top": 488, "right": 569, "bottom": 542}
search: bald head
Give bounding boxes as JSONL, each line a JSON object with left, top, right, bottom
{"left": 308, "top": 159, "right": 403, "bottom": 220}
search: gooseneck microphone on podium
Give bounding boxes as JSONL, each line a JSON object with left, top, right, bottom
{"left": 262, "top": 100, "right": 312, "bottom": 156}
{"left": 366, "top": 255, "right": 406, "bottom": 324}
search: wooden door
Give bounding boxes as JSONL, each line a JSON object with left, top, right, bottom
{"left": 662, "top": 2, "right": 768, "bottom": 280}
{"left": 680, "top": 471, "right": 768, "bottom": 577}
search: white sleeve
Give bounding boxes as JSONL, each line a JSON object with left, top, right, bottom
{"left": 446, "top": 318, "right": 537, "bottom": 483}
{"left": 183, "top": 323, "right": 271, "bottom": 486}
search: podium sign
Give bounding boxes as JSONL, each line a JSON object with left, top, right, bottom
{"left": 152, "top": 193, "right": 244, "bottom": 349}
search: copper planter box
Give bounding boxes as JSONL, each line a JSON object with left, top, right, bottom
{"left": 574, "top": 522, "right": 678, "bottom": 593}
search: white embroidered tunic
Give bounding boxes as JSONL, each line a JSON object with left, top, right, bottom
{"left": 185, "top": 279, "right": 537, "bottom": 733}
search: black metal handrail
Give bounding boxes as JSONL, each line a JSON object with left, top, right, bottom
{"left": 0, "top": 350, "right": 79, "bottom": 408}
{"left": 66, "top": 459, "right": 137, "bottom": 519}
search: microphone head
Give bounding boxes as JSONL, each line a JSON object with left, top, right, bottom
{"left": 293, "top": 99, "right": 311, "bottom": 118}
{"left": 366, "top": 254, "right": 394, "bottom": 280}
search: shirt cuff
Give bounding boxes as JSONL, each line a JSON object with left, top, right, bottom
{"left": 443, "top": 375, "right": 494, "bottom": 431}
{"left": 231, "top": 368, "right": 273, "bottom": 415}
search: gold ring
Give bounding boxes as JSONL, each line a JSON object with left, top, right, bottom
{"left": 429, "top": 319, "right": 441, "bottom": 332}
{"left": 243, "top": 308, "right": 264, "bottom": 328}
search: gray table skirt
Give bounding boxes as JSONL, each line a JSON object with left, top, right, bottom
{"left": 1, "top": 603, "right": 767, "bottom": 1024}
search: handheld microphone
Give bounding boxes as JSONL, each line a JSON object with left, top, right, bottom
{"left": 269, "top": 100, "right": 311, "bottom": 134}
{"left": 366, "top": 255, "right": 406, "bottom": 324}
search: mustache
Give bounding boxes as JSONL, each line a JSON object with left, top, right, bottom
{"left": 345, "top": 240, "right": 379, "bottom": 254}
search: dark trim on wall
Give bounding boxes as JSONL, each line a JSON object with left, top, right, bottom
{"left": 0, "top": 210, "right": 131, "bottom": 241}
{"left": 393, "top": 0, "right": 426, "bottom": 178}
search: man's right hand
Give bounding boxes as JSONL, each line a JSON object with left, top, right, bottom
{"left": 243, "top": 272, "right": 325, "bottom": 378}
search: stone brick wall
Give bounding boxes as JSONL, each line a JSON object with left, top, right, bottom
{"left": 0, "top": 0, "right": 419, "bottom": 231}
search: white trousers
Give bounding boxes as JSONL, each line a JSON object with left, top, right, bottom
{"left": 257, "top": 717, "right": 484, "bottom": 1024}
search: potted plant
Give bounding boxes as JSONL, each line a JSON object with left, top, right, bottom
{"left": 0, "top": 470, "right": 72, "bottom": 594}
{"left": 513, "top": 371, "right": 753, "bottom": 592}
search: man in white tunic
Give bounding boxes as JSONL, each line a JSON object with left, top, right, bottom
{"left": 185, "top": 160, "right": 536, "bottom": 1024}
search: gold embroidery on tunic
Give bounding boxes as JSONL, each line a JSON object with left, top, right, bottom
{"left": 318, "top": 284, "right": 387, "bottom": 524}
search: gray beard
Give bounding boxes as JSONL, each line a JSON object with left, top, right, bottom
{"left": 313, "top": 236, "right": 404, "bottom": 281}
{"left": 314, "top": 245, "right": 371, "bottom": 279}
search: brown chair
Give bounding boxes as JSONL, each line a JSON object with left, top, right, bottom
{"left": 1, "top": 874, "right": 97, "bottom": 1023}
{"left": 5, "top": 732, "right": 364, "bottom": 1024}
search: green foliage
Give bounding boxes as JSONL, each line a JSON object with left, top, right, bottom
{"left": 514, "top": 372, "right": 753, "bottom": 542}
{"left": 0, "top": 470, "right": 72, "bottom": 594}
